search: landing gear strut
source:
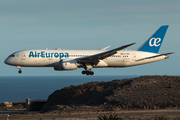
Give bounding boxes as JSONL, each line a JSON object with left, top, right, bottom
{"left": 16, "top": 66, "right": 22, "bottom": 74}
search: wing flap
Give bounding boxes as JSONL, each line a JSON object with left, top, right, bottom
{"left": 78, "top": 42, "right": 136, "bottom": 61}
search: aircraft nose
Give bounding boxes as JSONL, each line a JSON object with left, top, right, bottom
{"left": 4, "top": 58, "right": 9, "bottom": 65}
{"left": 4, "top": 57, "right": 14, "bottom": 65}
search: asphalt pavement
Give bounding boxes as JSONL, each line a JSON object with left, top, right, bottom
{"left": 0, "top": 109, "right": 180, "bottom": 120}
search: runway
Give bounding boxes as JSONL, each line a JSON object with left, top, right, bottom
{"left": 0, "top": 109, "right": 180, "bottom": 120}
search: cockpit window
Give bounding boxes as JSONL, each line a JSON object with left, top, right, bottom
{"left": 9, "top": 55, "right": 15, "bottom": 57}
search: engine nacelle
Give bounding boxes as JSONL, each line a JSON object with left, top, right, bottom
{"left": 54, "top": 59, "right": 78, "bottom": 71}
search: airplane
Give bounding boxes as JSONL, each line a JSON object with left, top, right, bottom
{"left": 4, "top": 25, "right": 173, "bottom": 75}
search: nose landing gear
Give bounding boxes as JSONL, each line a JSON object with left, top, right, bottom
{"left": 18, "top": 70, "right": 22, "bottom": 74}
{"left": 16, "top": 66, "right": 22, "bottom": 74}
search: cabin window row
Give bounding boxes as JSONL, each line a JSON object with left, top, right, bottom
{"left": 28, "top": 55, "right": 129, "bottom": 57}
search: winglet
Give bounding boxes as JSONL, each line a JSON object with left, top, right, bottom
{"left": 99, "top": 46, "right": 111, "bottom": 50}
{"left": 137, "top": 25, "right": 169, "bottom": 53}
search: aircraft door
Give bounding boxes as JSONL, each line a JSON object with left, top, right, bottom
{"left": 21, "top": 53, "right": 26, "bottom": 60}
{"left": 132, "top": 53, "right": 136, "bottom": 61}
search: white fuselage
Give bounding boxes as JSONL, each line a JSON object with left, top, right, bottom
{"left": 4, "top": 49, "right": 166, "bottom": 68}
{"left": 4, "top": 25, "right": 172, "bottom": 75}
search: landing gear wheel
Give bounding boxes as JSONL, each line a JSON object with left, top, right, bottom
{"left": 86, "top": 71, "right": 90, "bottom": 75}
{"left": 18, "top": 70, "right": 22, "bottom": 74}
{"left": 82, "top": 67, "right": 94, "bottom": 75}
{"left": 81, "top": 70, "right": 94, "bottom": 75}
{"left": 82, "top": 71, "right": 86, "bottom": 75}
{"left": 90, "top": 71, "right": 94, "bottom": 75}
{"left": 16, "top": 66, "right": 22, "bottom": 74}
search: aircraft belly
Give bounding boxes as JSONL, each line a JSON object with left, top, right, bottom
{"left": 104, "top": 58, "right": 128, "bottom": 67}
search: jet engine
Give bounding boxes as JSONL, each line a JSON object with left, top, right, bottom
{"left": 54, "top": 59, "right": 78, "bottom": 71}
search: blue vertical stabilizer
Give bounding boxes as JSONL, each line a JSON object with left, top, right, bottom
{"left": 137, "top": 25, "right": 169, "bottom": 53}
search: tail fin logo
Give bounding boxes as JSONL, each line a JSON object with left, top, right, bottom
{"left": 149, "top": 38, "right": 161, "bottom": 47}
{"left": 137, "top": 25, "right": 169, "bottom": 53}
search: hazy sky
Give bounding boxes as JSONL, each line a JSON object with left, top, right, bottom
{"left": 1, "top": 0, "right": 180, "bottom": 76}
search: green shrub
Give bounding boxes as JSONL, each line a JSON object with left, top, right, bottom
{"left": 155, "top": 115, "right": 169, "bottom": 120}
{"left": 98, "top": 114, "right": 122, "bottom": 120}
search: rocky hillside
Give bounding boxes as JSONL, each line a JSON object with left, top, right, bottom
{"left": 41, "top": 76, "right": 180, "bottom": 113}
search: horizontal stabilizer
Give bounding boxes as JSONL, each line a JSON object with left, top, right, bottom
{"left": 136, "top": 52, "right": 174, "bottom": 62}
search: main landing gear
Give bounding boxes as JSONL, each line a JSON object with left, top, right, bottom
{"left": 82, "top": 66, "right": 94, "bottom": 75}
{"left": 82, "top": 64, "right": 94, "bottom": 75}
{"left": 82, "top": 70, "right": 94, "bottom": 75}
{"left": 16, "top": 66, "right": 22, "bottom": 74}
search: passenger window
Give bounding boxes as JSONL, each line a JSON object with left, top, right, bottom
{"left": 9, "top": 55, "right": 15, "bottom": 57}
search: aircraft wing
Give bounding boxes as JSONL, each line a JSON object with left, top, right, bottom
{"left": 136, "top": 52, "right": 174, "bottom": 61}
{"left": 78, "top": 42, "right": 136, "bottom": 62}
